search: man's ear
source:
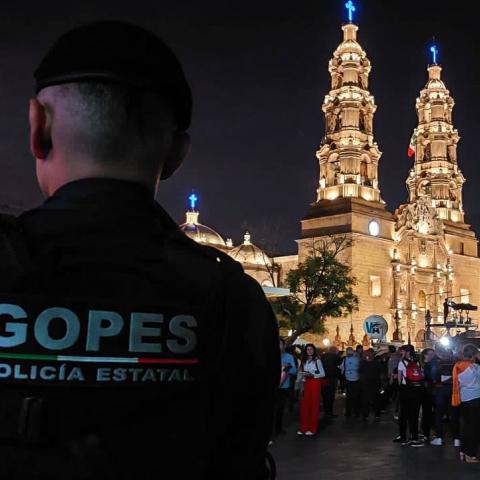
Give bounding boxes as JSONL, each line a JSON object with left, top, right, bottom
{"left": 160, "top": 131, "right": 191, "bottom": 180}
{"left": 29, "top": 98, "right": 52, "bottom": 160}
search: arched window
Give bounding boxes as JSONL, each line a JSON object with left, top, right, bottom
{"left": 335, "top": 113, "right": 342, "bottom": 132}
{"left": 417, "top": 290, "right": 427, "bottom": 311}
{"left": 359, "top": 111, "right": 365, "bottom": 132}
{"left": 424, "top": 144, "right": 431, "bottom": 162}
{"left": 418, "top": 180, "right": 431, "bottom": 197}
{"left": 360, "top": 161, "right": 367, "bottom": 179}
{"left": 415, "top": 329, "right": 426, "bottom": 343}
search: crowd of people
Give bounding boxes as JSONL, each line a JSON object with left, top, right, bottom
{"left": 273, "top": 338, "right": 480, "bottom": 463}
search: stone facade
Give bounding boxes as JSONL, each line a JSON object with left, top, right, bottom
{"left": 179, "top": 17, "right": 480, "bottom": 348}
{"left": 277, "top": 19, "right": 480, "bottom": 346}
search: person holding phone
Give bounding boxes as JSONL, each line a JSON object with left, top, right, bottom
{"left": 273, "top": 338, "right": 297, "bottom": 437}
{"left": 297, "top": 344, "right": 325, "bottom": 436}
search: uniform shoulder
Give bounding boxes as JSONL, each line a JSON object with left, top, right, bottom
{"left": 168, "top": 229, "right": 244, "bottom": 274}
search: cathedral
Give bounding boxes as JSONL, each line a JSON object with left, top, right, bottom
{"left": 179, "top": 11, "right": 480, "bottom": 346}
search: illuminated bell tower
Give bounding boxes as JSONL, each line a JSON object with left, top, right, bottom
{"left": 394, "top": 45, "right": 479, "bottom": 345}
{"left": 405, "top": 45, "right": 464, "bottom": 224}
{"left": 316, "top": 7, "right": 382, "bottom": 203}
{"left": 300, "top": 2, "right": 395, "bottom": 344}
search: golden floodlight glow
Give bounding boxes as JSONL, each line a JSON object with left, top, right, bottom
{"left": 326, "top": 189, "right": 339, "bottom": 200}
{"left": 417, "top": 221, "right": 429, "bottom": 235}
{"left": 362, "top": 191, "right": 372, "bottom": 201}
{"left": 418, "top": 253, "right": 429, "bottom": 268}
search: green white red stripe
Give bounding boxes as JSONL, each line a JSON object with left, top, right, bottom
{"left": 0, "top": 352, "right": 198, "bottom": 365}
{"left": 407, "top": 131, "right": 417, "bottom": 157}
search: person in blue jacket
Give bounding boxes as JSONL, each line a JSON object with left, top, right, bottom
{"left": 273, "top": 338, "right": 297, "bottom": 435}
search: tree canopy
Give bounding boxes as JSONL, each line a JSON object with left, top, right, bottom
{"left": 273, "top": 236, "right": 358, "bottom": 345}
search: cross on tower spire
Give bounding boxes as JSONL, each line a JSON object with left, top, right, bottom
{"left": 345, "top": 0, "right": 356, "bottom": 23}
{"left": 430, "top": 44, "right": 439, "bottom": 65}
{"left": 188, "top": 193, "right": 198, "bottom": 210}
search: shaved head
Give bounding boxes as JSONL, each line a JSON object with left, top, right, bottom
{"left": 38, "top": 83, "right": 176, "bottom": 169}
{"left": 30, "top": 82, "right": 190, "bottom": 196}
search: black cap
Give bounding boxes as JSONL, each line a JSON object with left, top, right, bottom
{"left": 34, "top": 21, "right": 192, "bottom": 131}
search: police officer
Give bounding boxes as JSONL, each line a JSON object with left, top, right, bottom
{"left": 0, "top": 21, "right": 279, "bottom": 479}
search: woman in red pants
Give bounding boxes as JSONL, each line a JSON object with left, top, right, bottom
{"left": 298, "top": 344, "right": 326, "bottom": 435}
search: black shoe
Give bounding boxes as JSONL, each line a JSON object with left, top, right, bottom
{"left": 393, "top": 435, "right": 407, "bottom": 444}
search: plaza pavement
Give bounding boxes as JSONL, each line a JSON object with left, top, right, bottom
{"left": 272, "top": 395, "right": 480, "bottom": 480}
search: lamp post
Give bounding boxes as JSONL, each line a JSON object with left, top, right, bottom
{"left": 425, "top": 309, "right": 432, "bottom": 345}
{"left": 392, "top": 310, "right": 402, "bottom": 341}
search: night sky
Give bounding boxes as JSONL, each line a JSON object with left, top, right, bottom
{"left": 1, "top": 1, "right": 479, "bottom": 254}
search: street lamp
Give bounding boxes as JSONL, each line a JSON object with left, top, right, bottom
{"left": 425, "top": 309, "right": 432, "bottom": 343}
{"left": 439, "top": 335, "right": 451, "bottom": 347}
{"left": 393, "top": 310, "right": 402, "bottom": 341}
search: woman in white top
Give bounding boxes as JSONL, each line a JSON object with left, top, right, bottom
{"left": 297, "top": 344, "right": 325, "bottom": 435}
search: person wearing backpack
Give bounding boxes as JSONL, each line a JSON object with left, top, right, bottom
{"left": 393, "top": 345, "right": 425, "bottom": 447}
{"left": 297, "top": 344, "right": 326, "bottom": 435}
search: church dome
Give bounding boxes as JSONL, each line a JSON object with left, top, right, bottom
{"left": 180, "top": 210, "right": 226, "bottom": 247}
{"left": 338, "top": 39, "right": 362, "bottom": 53}
{"left": 229, "top": 232, "right": 270, "bottom": 266}
{"left": 426, "top": 78, "right": 445, "bottom": 90}
{"left": 333, "top": 23, "right": 366, "bottom": 60}
{"left": 425, "top": 64, "right": 446, "bottom": 90}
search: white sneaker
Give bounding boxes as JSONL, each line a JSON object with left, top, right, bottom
{"left": 297, "top": 431, "right": 304, "bottom": 435}
{"left": 454, "top": 438, "right": 461, "bottom": 447}
{"left": 430, "top": 437, "right": 443, "bottom": 446}
{"left": 305, "top": 431, "right": 314, "bottom": 436}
